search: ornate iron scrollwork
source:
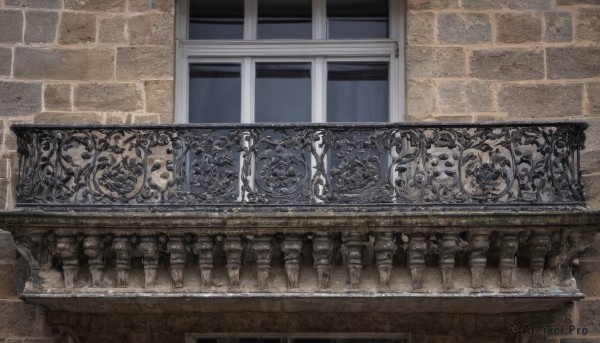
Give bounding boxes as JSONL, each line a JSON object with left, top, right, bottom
{"left": 12, "top": 122, "right": 587, "bottom": 210}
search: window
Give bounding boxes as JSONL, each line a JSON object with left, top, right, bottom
{"left": 176, "top": 0, "right": 405, "bottom": 123}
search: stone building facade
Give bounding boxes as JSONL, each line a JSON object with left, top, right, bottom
{"left": 0, "top": 0, "right": 599, "bottom": 342}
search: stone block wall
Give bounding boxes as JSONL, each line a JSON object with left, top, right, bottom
{"left": 0, "top": 0, "right": 175, "bottom": 209}
{"left": 405, "top": 0, "right": 600, "bottom": 207}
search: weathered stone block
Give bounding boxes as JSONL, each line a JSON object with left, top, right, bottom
{"left": 576, "top": 9, "right": 600, "bottom": 43}
{"left": 0, "top": 82, "right": 42, "bottom": 116}
{"left": 406, "top": 79, "right": 436, "bottom": 120}
{"left": 437, "top": 81, "right": 493, "bottom": 113}
{"left": 407, "top": 0, "right": 458, "bottom": 9}
{"left": 133, "top": 114, "right": 161, "bottom": 124}
{"left": 498, "top": 84, "right": 582, "bottom": 117}
{"left": 159, "top": 112, "right": 173, "bottom": 124}
{"left": 589, "top": 82, "right": 600, "bottom": 116}
{"left": 128, "top": 13, "right": 174, "bottom": 46}
{"left": 0, "top": 300, "right": 41, "bottom": 337}
{"left": 106, "top": 113, "right": 131, "bottom": 124}
{"left": 496, "top": 13, "right": 542, "bottom": 43}
{"left": 25, "top": 10, "right": 58, "bottom": 44}
{"left": 0, "top": 48, "right": 11, "bottom": 77}
{"left": 577, "top": 300, "right": 600, "bottom": 334}
{"left": 44, "top": 84, "right": 71, "bottom": 111}
{"left": 64, "top": 0, "right": 125, "bottom": 12}
{"left": 4, "top": 0, "right": 60, "bottom": 9}
{"left": 146, "top": 80, "right": 173, "bottom": 113}
{"left": 545, "top": 12, "right": 573, "bottom": 42}
{"left": 547, "top": 47, "right": 600, "bottom": 79}
{"left": 0, "top": 10, "right": 24, "bottom": 44}
{"left": 406, "top": 11, "right": 434, "bottom": 46}
{"left": 580, "top": 119, "right": 600, "bottom": 174}
{"left": 74, "top": 83, "right": 143, "bottom": 112}
{"left": 34, "top": 112, "right": 104, "bottom": 124}
{"left": 438, "top": 13, "right": 491, "bottom": 45}
{"left": 463, "top": 0, "right": 551, "bottom": 9}
{"left": 116, "top": 47, "right": 173, "bottom": 81}
{"left": 128, "top": 0, "right": 174, "bottom": 12}
{"left": 470, "top": 49, "right": 544, "bottom": 80}
{"left": 14, "top": 47, "right": 115, "bottom": 81}
{"left": 406, "top": 47, "right": 465, "bottom": 78}
{"left": 58, "top": 12, "right": 96, "bottom": 44}
{"left": 98, "top": 16, "right": 127, "bottom": 44}
{"left": 557, "top": 0, "right": 600, "bottom": 5}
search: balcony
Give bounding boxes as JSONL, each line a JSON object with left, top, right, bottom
{"left": 3, "top": 121, "right": 600, "bottom": 314}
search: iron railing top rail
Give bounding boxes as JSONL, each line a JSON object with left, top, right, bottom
{"left": 12, "top": 121, "right": 587, "bottom": 211}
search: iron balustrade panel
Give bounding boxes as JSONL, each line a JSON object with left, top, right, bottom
{"left": 11, "top": 122, "right": 587, "bottom": 210}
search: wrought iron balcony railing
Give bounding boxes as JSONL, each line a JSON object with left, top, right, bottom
{"left": 12, "top": 122, "right": 587, "bottom": 210}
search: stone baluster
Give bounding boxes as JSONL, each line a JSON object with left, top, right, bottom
{"left": 253, "top": 235, "right": 273, "bottom": 290}
{"left": 195, "top": 236, "right": 215, "bottom": 288}
{"left": 374, "top": 233, "right": 396, "bottom": 288}
{"left": 56, "top": 236, "right": 80, "bottom": 289}
{"left": 529, "top": 233, "right": 551, "bottom": 288}
{"left": 439, "top": 234, "right": 458, "bottom": 290}
{"left": 139, "top": 236, "right": 159, "bottom": 288}
{"left": 167, "top": 236, "right": 186, "bottom": 288}
{"left": 468, "top": 233, "right": 490, "bottom": 289}
{"left": 342, "top": 232, "right": 364, "bottom": 289}
{"left": 111, "top": 237, "right": 132, "bottom": 287}
{"left": 312, "top": 234, "right": 332, "bottom": 289}
{"left": 408, "top": 234, "right": 427, "bottom": 290}
{"left": 83, "top": 235, "right": 105, "bottom": 287}
{"left": 281, "top": 234, "right": 302, "bottom": 289}
{"left": 224, "top": 235, "right": 243, "bottom": 288}
{"left": 499, "top": 234, "right": 519, "bottom": 288}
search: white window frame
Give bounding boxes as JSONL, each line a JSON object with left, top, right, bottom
{"left": 175, "top": 0, "right": 405, "bottom": 124}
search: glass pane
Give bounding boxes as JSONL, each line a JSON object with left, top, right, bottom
{"left": 327, "top": 62, "right": 388, "bottom": 122}
{"left": 189, "top": 64, "right": 241, "bottom": 123}
{"left": 257, "top": 0, "right": 312, "bottom": 39}
{"left": 255, "top": 63, "right": 311, "bottom": 123}
{"left": 327, "top": 0, "right": 388, "bottom": 39}
{"left": 189, "top": 0, "right": 244, "bottom": 39}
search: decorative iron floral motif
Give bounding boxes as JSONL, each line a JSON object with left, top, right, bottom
{"left": 12, "top": 122, "right": 587, "bottom": 209}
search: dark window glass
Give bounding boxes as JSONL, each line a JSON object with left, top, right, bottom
{"left": 189, "top": 64, "right": 241, "bottom": 123}
{"left": 255, "top": 63, "right": 311, "bottom": 123}
{"left": 327, "top": 62, "right": 388, "bottom": 122}
{"left": 327, "top": 0, "right": 388, "bottom": 39}
{"left": 257, "top": 0, "right": 312, "bottom": 39}
{"left": 189, "top": 0, "right": 244, "bottom": 39}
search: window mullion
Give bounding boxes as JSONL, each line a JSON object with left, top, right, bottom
{"left": 312, "top": 57, "right": 326, "bottom": 123}
{"left": 312, "top": 0, "right": 327, "bottom": 40}
{"left": 244, "top": 0, "right": 257, "bottom": 40}
{"left": 241, "top": 57, "right": 255, "bottom": 123}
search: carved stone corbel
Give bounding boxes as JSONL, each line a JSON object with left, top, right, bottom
{"left": 14, "top": 233, "right": 48, "bottom": 288}
{"left": 111, "top": 237, "right": 132, "bottom": 288}
{"left": 139, "top": 236, "right": 159, "bottom": 288}
{"left": 83, "top": 235, "right": 106, "bottom": 287}
{"left": 342, "top": 232, "right": 364, "bottom": 289}
{"left": 253, "top": 235, "right": 273, "bottom": 290}
{"left": 194, "top": 236, "right": 214, "bottom": 288}
{"left": 167, "top": 236, "right": 186, "bottom": 288}
{"left": 529, "top": 233, "right": 551, "bottom": 288}
{"left": 281, "top": 234, "right": 302, "bottom": 289}
{"left": 224, "top": 235, "right": 243, "bottom": 288}
{"left": 499, "top": 234, "right": 519, "bottom": 288}
{"left": 407, "top": 234, "right": 427, "bottom": 290}
{"left": 374, "top": 233, "right": 396, "bottom": 288}
{"left": 468, "top": 232, "right": 490, "bottom": 289}
{"left": 312, "top": 233, "right": 332, "bottom": 289}
{"left": 56, "top": 236, "right": 80, "bottom": 288}
{"left": 547, "top": 231, "right": 600, "bottom": 287}
{"left": 438, "top": 234, "right": 458, "bottom": 290}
